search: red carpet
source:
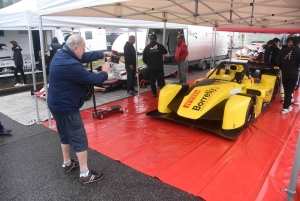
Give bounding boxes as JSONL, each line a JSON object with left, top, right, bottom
{"left": 44, "top": 85, "right": 300, "bottom": 201}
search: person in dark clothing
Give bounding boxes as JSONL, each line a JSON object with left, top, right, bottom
{"left": 276, "top": 37, "right": 300, "bottom": 114}
{"left": 123, "top": 35, "right": 137, "bottom": 95}
{"left": 269, "top": 38, "right": 280, "bottom": 65}
{"left": 38, "top": 50, "right": 51, "bottom": 75}
{"left": 142, "top": 34, "right": 168, "bottom": 98}
{"left": 50, "top": 37, "right": 62, "bottom": 61}
{"left": 48, "top": 34, "right": 112, "bottom": 184}
{"left": 61, "top": 34, "right": 71, "bottom": 48}
{"left": 9, "top": 41, "right": 26, "bottom": 86}
{"left": 263, "top": 40, "right": 274, "bottom": 64}
{"left": 278, "top": 37, "right": 298, "bottom": 104}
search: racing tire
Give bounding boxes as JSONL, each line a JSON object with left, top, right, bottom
{"left": 245, "top": 100, "right": 254, "bottom": 127}
{"left": 271, "top": 78, "right": 280, "bottom": 101}
{"left": 85, "top": 85, "right": 93, "bottom": 101}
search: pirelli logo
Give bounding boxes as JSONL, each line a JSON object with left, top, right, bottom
{"left": 183, "top": 90, "right": 201, "bottom": 108}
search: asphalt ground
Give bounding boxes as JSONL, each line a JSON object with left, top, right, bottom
{"left": 0, "top": 66, "right": 210, "bottom": 201}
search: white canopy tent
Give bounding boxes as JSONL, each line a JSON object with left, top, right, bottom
{"left": 37, "top": 0, "right": 300, "bottom": 31}
{"left": 36, "top": 0, "right": 300, "bottom": 126}
{"left": 0, "top": 0, "right": 188, "bottom": 126}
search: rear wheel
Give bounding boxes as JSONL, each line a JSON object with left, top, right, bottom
{"left": 271, "top": 78, "right": 280, "bottom": 101}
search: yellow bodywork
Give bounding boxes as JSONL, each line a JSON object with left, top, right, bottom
{"left": 149, "top": 62, "right": 279, "bottom": 140}
{"left": 158, "top": 84, "right": 185, "bottom": 113}
{"left": 222, "top": 95, "right": 251, "bottom": 130}
{"left": 157, "top": 63, "right": 277, "bottom": 127}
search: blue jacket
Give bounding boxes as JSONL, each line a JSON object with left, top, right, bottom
{"left": 48, "top": 45, "right": 108, "bottom": 114}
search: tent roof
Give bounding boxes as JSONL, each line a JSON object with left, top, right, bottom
{"left": 37, "top": 0, "right": 300, "bottom": 33}
{"left": 0, "top": 0, "right": 187, "bottom": 30}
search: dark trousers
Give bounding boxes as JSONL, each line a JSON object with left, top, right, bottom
{"left": 14, "top": 65, "right": 26, "bottom": 84}
{"left": 282, "top": 73, "right": 298, "bottom": 109}
{"left": 149, "top": 70, "right": 165, "bottom": 96}
{"left": 125, "top": 64, "right": 136, "bottom": 92}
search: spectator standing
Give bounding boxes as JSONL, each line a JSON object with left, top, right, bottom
{"left": 276, "top": 37, "right": 300, "bottom": 114}
{"left": 175, "top": 34, "right": 188, "bottom": 83}
{"left": 49, "top": 37, "right": 62, "bottom": 61}
{"left": 124, "top": 35, "right": 138, "bottom": 95}
{"left": 48, "top": 34, "right": 112, "bottom": 184}
{"left": 142, "top": 34, "right": 168, "bottom": 98}
{"left": 10, "top": 41, "right": 26, "bottom": 86}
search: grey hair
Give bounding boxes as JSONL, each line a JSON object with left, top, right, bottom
{"left": 66, "top": 34, "right": 84, "bottom": 49}
{"left": 129, "top": 35, "right": 135, "bottom": 41}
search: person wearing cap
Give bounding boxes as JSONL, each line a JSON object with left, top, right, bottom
{"left": 142, "top": 34, "right": 168, "bottom": 98}
{"left": 124, "top": 35, "right": 138, "bottom": 96}
{"left": 175, "top": 34, "right": 188, "bottom": 83}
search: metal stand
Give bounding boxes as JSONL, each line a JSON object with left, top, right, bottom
{"left": 285, "top": 132, "right": 300, "bottom": 201}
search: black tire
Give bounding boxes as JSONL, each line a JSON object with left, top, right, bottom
{"left": 85, "top": 85, "right": 93, "bottom": 101}
{"left": 198, "top": 60, "right": 208, "bottom": 70}
{"left": 245, "top": 100, "right": 254, "bottom": 127}
{"left": 271, "top": 78, "right": 279, "bottom": 101}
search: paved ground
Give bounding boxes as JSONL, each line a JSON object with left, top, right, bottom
{"left": 0, "top": 66, "right": 209, "bottom": 201}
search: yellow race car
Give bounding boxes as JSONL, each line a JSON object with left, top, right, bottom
{"left": 146, "top": 61, "right": 279, "bottom": 140}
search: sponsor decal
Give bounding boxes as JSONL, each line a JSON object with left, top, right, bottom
{"left": 213, "top": 80, "right": 229, "bottom": 85}
{"left": 192, "top": 88, "right": 218, "bottom": 111}
{"left": 183, "top": 90, "right": 201, "bottom": 108}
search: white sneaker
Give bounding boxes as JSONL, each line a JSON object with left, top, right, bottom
{"left": 21, "top": 83, "right": 27, "bottom": 86}
{"left": 282, "top": 108, "right": 290, "bottom": 114}
{"left": 291, "top": 100, "right": 299, "bottom": 105}
{"left": 14, "top": 83, "right": 21, "bottom": 87}
{"left": 288, "top": 106, "right": 293, "bottom": 111}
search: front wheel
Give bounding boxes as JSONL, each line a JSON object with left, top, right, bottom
{"left": 245, "top": 100, "right": 254, "bottom": 127}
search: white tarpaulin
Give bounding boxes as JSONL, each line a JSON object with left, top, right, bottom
{"left": 36, "top": 0, "right": 300, "bottom": 31}
{"left": 0, "top": 0, "right": 188, "bottom": 30}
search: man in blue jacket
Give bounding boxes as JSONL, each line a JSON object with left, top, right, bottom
{"left": 48, "top": 34, "right": 111, "bottom": 184}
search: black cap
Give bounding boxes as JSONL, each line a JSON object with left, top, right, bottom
{"left": 150, "top": 34, "right": 157, "bottom": 40}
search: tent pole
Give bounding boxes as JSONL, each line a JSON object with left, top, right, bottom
{"left": 135, "top": 28, "right": 140, "bottom": 95}
{"left": 38, "top": 16, "right": 52, "bottom": 128}
{"left": 186, "top": 28, "right": 189, "bottom": 76}
{"left": 162, "top": 12, "right": 167, "bottom": 47}
{"left": 27, "top": 26, "right": 41, "bottom": 124}
{"left": 285, "top": 131, "right": 300, "bottom": 201}
{"left": 211, "top": 25, "right": 216, "bottom": 68}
